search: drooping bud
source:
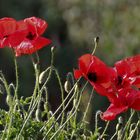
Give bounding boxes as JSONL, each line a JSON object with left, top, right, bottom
{"left": 74, "top": 83, "right": 79, "bottom": 93}
{"left": 64, "top": 80, "right": 72, "bottom": 93}
{"left": 51, "top": 46, "right": 56, "bottom": 53}
{"left": 39, "top": 68, "right": 50, "bottom": 84}
{"left": 6, "top": 94, "right": 13, "bottom": 106}
{"left": 39, "top": 71, "right": 46, "bottom": 84}
{"left": 35, "top": 109, "right": 41, "bottom": 122}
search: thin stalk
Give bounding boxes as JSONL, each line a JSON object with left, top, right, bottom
{"left": 16, "top": 93, "right": 41, "bottom": 139}
{"left": 14, "top": 57, "right": 19, "bottom": 99}
{"left": 100, "top": 121, "right": 110, "bottom": 138}
{"left": 43, "top": 81, "right": 88, "bottom": 140}
{"left": 110, "top": 131, "right": 117, "bottom": 140}
{"left": 92, "top": 37, "right": 99, "bottom": 55}
{"left": 39, "top": 79, "right": 80, "bottom": 132}
{"left": 39, "top": 47, "right": 54, "bottom": 93}
{"left": 128, "top": 120, "right": 140, "bottom": 140}
{"left": 28, "top": 60, "right": 39, "bottom": 112}
{"left": 82, "top": 89, "right": 94, "bottom": 122}
{"left": 42, "top": 89, "right": 76, "bottom": 138}
{"left": 53, "top": 68, "right": 65, "bottom": 125}
{"left": 121, "top": 110, "right": 135, "bottom": 138}
{"left": 49, "top": 89, "right": 83, "bottom": 140}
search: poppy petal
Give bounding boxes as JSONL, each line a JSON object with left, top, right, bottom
{"left": 15, "top": 37, "right": 51, "bottom": 56}
{"left": 101, "top": 103, "right": 128, "bottom": 120}
{"left": 74, "top": 69, "right": 82, "bottom": 79}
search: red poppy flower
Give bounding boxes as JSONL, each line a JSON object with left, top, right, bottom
{"left": 74, "top": 54, "right": 116, "bottom": 97}
{"left": 14, "top": 37, "right": 51, "bottom": 56}
{"left": 114, "top": 54, "right": 140, "bottom": 89}
{"left": 24, "top": 16, "right": 47, "bottom": 36}
{"left": 13, "top": 17, "right": 51, "bottom": 56}
{"left": 0, "top": 17, "right": 51, "bottom": 56}
{"left": 0, "top": 17, "right": 17, "bottom": 47}
{"left": 0, "top": 17, "right": 29, "bottom": 48}
{"left": 101, "top": 88, "right": 140, "bottom": 120}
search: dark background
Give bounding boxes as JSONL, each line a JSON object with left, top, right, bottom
{"left": 0, "top": 0, "right": 140, "bottom": 133}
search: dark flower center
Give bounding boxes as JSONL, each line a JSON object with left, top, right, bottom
{"left": 117, "top": 76, "right": 122, "bottom": 85}
{"left": 87, "top": 72, "right": 97, "bottom": 82}
{"left": 26, "top": 32, "right": 36, "bottom": 40}
{"left": 3, "top": 35, "right": 8, "bottom": 38}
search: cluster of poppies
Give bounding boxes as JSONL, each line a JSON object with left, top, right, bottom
{"left": 0, "top": 17, "right": 51, "bottom": 56}
{"left": 74, "top": 54, "right": 140, "bottom": 120}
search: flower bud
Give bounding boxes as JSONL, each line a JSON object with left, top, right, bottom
{"left": 94, "top": 36, "right": 99, "bottom": 43}
{"left": 118, "top": 116, "right": 123, "bottom": 126}
{"left": 39, "top": 69, "right": 49, "bottom": 84}
{"left": 35, "top": 108, "right": 41, "bottom": 121}
{"left": 39, "top": 71, "right": 46, "bottom": 84}
{"left": 6, "top": 94, "right": 13, "bottom": 106}
{"left": 64, "top": 80, "right": 72, "bottom": 93}
{"left": 51, "top": 46, "right": 56, "bottom": 53}
{"left": 74, "top": 83, "right": 78, "bottom": 93}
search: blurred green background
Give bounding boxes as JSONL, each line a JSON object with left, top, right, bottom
{"left": 0, "top": 0, "right": 140, "bottom": 134}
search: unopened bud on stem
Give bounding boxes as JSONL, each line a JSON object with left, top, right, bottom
{"left": 64, "top": 80, "right": 72, "bottom": 93}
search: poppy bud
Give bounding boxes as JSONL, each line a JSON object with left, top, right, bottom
{"left": 64, "top": 80, "right": 72, "bottom": 93}
{"left": 39, "top": 71, "right": 46, "bottom": 84}
{"left": 35, "top": 108, "right": 41, "bottom": 122}
{"left": 118, "top": 116, "right": 123, "bottom": 126}
{"left": 6, "top": 94, "right": 13, "bottom": 106}
{"left": 94, "top": 36, "right": 99, "bottom": 43}
{"left": 39, "top": 69, "right": 49, "bottom": 84}
{"left": 8, "top": 83, "right": 15, "bottom": 96}
{"left": 51, "top": 46, "right": 56, "bottom": 53}
{"left": 74, "top": 84, "right": 79, "bottom": 93}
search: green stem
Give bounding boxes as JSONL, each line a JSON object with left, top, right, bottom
{"left": 100, "top": 121, "right": 110, "bottom": 138}
{"left": 16, "top": 93, "right": 41, "bottom": 139}
{"left": 92, "top": 37, "right": 99, "bottom": 55}
{"left": 14, "top": 57, "right": 19, "bottom": 99}
{"left": 82, "top": 89, "right": 94, "bottom": 122}
{"left": 48, "top": 85, "right": 84, "bottom": 140}
{"left": 43, "top": 81, "right": 88, "bottom": 140}
{"left": 53, "top": 68, "right": 65, "bottom": 125}
{"left": 39, "top": 79, "right": 80, "bottom": 132}
{"left": 28, "top": 56, "right": 40, "bottom": 112}
{"left": 44, "top": 86, "right": 77, "bottom": 137}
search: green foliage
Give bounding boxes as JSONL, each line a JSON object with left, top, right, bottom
{"left": 0, "top": 48, "right": 139, "bottom": 140}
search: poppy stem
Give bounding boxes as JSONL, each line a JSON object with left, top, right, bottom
{"left": 92, "top": 36, "right": 99, "bottom": 55}
{"left": 82, "top": 89, "right": 94, "bottom": 122}
{"left": 14, "top": 56, "right": 19, "bottom": 100}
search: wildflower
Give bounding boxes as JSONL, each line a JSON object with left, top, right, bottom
{"left": 114, "top": 54, "right": 140, "bottom": 89}
{"left": 0, "top": 17, "right": 51, "bottom": 56}
{"left": 74, "top": 54, "right": 116, "bottom": 97}
{"left": 0, "top": 17, "right": 24, "bottom": 48}
{"left": 101, "top": 88, "right": 140, "bottom": 120}
{"left": 14, "top": 17, "right": 51, "bottom": 56}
